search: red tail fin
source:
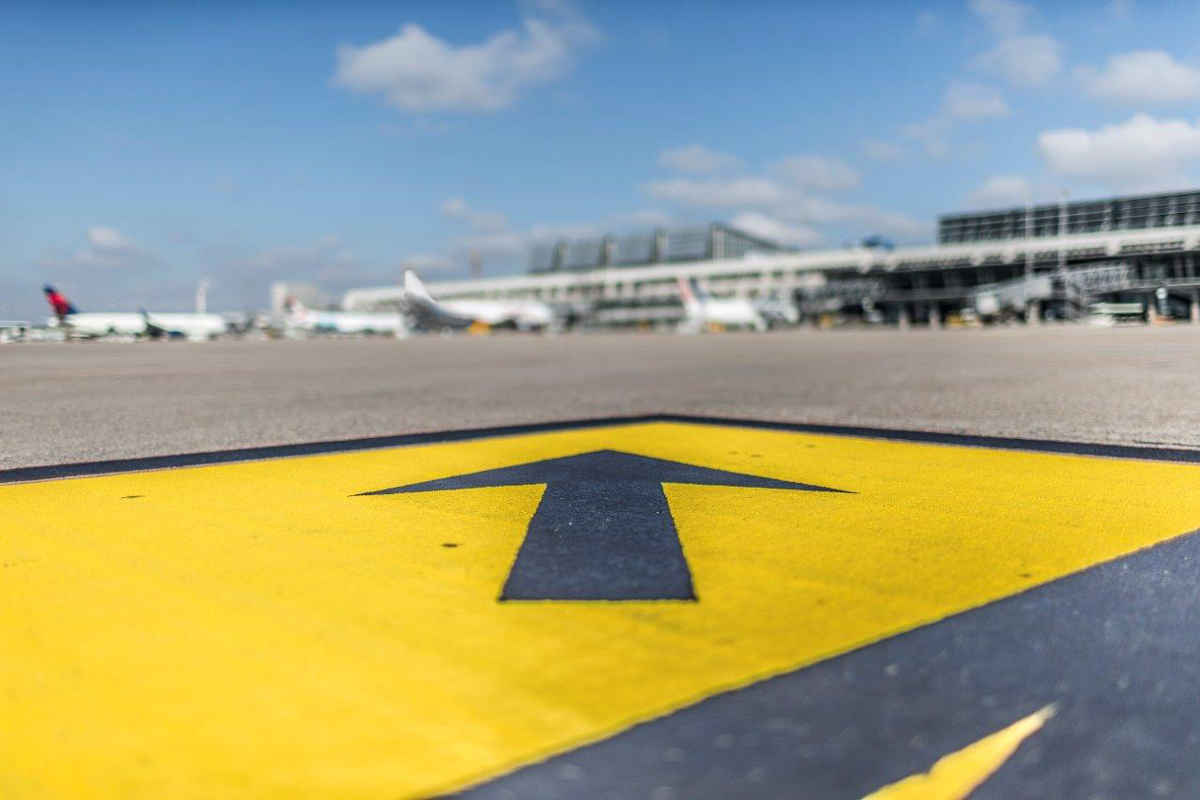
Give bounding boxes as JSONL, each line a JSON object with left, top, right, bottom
{"left": 676, "top": 275, "right": 696, "bottom": 305}
{"left": 43, "top": 285, "right": 78, "bottom": 316}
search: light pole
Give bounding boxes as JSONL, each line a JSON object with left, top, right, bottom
{"left": 195, "top": 279, "right": 210, "bottom": 314}
{"left": 1058, "top": 189, "right": 1068, "bottom": 278}
{"left": 1058, "top": 189, "right": 1070, "bottom": 319}
{"left": 1024, "top": 194, "right": 1033, "bottom": 282}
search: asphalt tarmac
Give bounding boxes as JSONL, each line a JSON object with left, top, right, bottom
{"left": 4, "top": 325, "right": 1199, "bottom": 798}
{"left": 4, "top": 325, "right": 1200, "bottom": 470}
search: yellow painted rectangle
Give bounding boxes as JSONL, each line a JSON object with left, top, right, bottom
{"left": 2, "top": 421, "right": 1198, "bottom": 797}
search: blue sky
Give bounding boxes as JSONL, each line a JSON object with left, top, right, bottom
{"left": 4, "top": 0, "right": 1200, "bottom": 316}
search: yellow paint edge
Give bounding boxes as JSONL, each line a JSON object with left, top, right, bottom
{"left": 437, "top": 525, "right": 1197, "bottom": 798}
{"left": 862, "top": 704, "right": 1056, "bottom": 799}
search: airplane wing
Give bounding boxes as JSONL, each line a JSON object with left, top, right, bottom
{"left": 140, "top": 311, "right": 184, "bottom": 339}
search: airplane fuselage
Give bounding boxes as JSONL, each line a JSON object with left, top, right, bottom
{"left": 399, "top": 270, "right": 557, "bottom": 332}
{"left": 439, "top": 299, "right": 555, "bottom": 329}
{"left": 287, "top": 310, "right": 407, "bottom": 336}
{"left": 145, "top": 313, "right": 228, "bottom": 339}
{"left": 49, "top": 312, "right": 227, "bottom": 340}
{"left": 48, "top": 313, "right": 145, "bottom": 337}
{"left": 682, "top": 298, "right": 767, "bottom": 332}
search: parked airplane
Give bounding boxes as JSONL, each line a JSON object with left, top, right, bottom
{"left": 283, "top": 297, "right": 407, "bottom": 337}
{"left": 402, "top": 270, "right": 555, "bottom": 332}
{"left": 676, "top": 276, "right": 768, "bottom": 332}
{"left": 43, "top": 286, "right": 227, "bottom": 341}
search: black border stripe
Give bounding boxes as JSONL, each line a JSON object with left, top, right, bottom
{"left": 4, "top": 413, "right": 1200, "bottom": 485}
{"left": 669, "top": 414, "right": 1200, "bottom": 462}
{"left": 0, "top": 415, "right": 658, "bottom": 485}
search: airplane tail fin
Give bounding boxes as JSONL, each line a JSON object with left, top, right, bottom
{"left": 403, "top": 270, "right": 434, "bottom": 303}
{"left": 283, "top": 295, "right": 307, "bottom": 315}
{"left": 676, "top": 276, "right": 704, "bottom": 314}
{"left": 43, "top": 285, "right": 78, "bottom": 317}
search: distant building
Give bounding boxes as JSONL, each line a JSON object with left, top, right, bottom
{"left": 939, "top": 190, "right": 1200, "bottom": 244}
{"left": 527, "top": 223, "right": 788, "bottom": 273}
{"left": 345, "top": 192, "right": 1200, "bottom": 327}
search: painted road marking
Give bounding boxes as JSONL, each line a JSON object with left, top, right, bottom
{"left": 357, "top": 448, "right": 846, "bottom": 601}
{"left": 3, "top": 419, "right": 1200, "bottom": 797}
{"left": 863, "top": 705, "right": 1055, "bottom": 799}
{"left": 461, "top": 530, "right": 1198, "bottom": 798}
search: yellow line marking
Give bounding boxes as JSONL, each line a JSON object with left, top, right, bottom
{"left": 863, "top": 704, "right": 1056, "bottom": 799}
{"left": 2, "top": 421, "right": 1198, "bottom": 797}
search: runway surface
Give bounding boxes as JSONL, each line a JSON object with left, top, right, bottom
{"left": 5, "top": 325, "right": 1200, "bottom": 470}
{"left": 3, "top": 326, "right": 1198, "bottom": 798}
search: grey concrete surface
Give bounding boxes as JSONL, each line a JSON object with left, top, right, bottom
{"left": 4, "top": 325, "right": 1200, "bottom": 469}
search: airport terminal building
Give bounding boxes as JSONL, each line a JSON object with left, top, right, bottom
{"left": 344, "top": 190, "right": 1200, "bottom": 327}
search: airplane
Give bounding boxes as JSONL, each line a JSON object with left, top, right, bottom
{"left": 282, "top": 297, "right": 408, "bottom": 337}
{"left": 676, "top": 276, "right": 769, "bottom": 332}
{"left": 43, "top": 286, "right": 228, "bottom": 341}
{"left": 402, "top": 270, "right": 555, "bottom": 332}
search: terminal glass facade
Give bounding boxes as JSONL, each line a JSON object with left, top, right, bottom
{"left": 938, "top": 190, "right": 1200, "bottom": 244}
{"left": 613, "top": 233, "right": 656, "bottom": 266}
{"left": 529, "top": 223, "right": 786, "bottom": 273}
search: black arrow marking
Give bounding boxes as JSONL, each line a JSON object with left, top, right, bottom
{"left": 356, "top": 450, "right": 849, "bottom": 602}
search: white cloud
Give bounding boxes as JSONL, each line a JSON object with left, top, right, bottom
{"left": 968, "top": 0, "right": 1061, "bottom": 87}
{"left": 439, "top": 197, "right": 469, "bottom": 217}
{"left": 861, "top": 209, "right": 930, "bottom": 238}
{"left": 441, "top": 196, "right": 509, "bottom": 234}
{"left": 1038, "top": 113, "right": 1200, "bottom": 191}
{"left": 642, "top": 173, "right": 926, "bottom": 239}
{"left": 969, "top": 0, "right": 1030, "bottom": 37}
{"left": 973, "top": 34, "right": 1062, "bottom": 87}
{"left": 795, "top": 196, "right": 928, "bottom": 236}
{"left": 905, "top": 0, "right": 1047, "bottom": 158}
{"left": 613, "top": 207, "right": 674, "bottom": 228}
{"left": 1110, "top": 0, "right": 1133, "bottom": 20}
{"left": 527, "top": 220, "right": 606, "bottom": 242}
{"left": 331, "top": 1, "right": 600, "bottom": 112}
{"left": 439, "top": 198, "right": 617, "bottom": 266}
{"left": 245, "top": 235, "right": 360, "bottom": 283}
{"left": 658, "top": 144, "right": 740, "bottom": 174}
{"left": 863, "top": 140, "right": 904, "bottom": 162}
{"left": 455, "top": 230, "right": 527, "bottom": 262}
{"left": 87, "top": 226, "right": 135, "bottom": 252}
{"left": 643, "top": 177, "right": 790, "bottom": 208}
{"left": 399, "top": 252, "right": 457, "bottom": 273}
{"left": 1078, "top": 51, "right": 1200, "bottom": 105}
{"left": 773, "top": 155, "right": 860, "bottom": 192}
{"left": 730, "top": 212, "right": 823, "bottom": 247}
{"left": 440, "top": 145, "right": 925, "bottom": 268}
{"left": 942, "top": 81, "right": 1009, "bottom": 119}
{"left": 967, "top": 175, "right": 1032, "bottom": 208}
{"left": 904, "top": 82, "right": 1007, "bottom": 157}
{"left": 442, "top": 198, "right": 526, "bottom": 261}
{"left": 226, "top": 235, "right": 402, "bottom": 303}
{"left": 38, "top": 226, "right": 155, "bottom": 272}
